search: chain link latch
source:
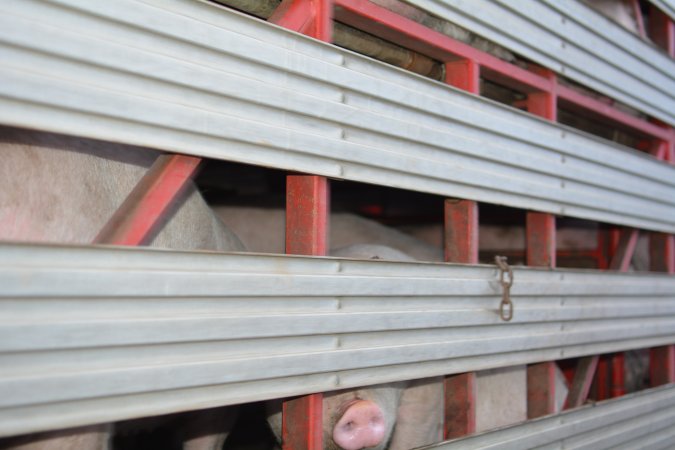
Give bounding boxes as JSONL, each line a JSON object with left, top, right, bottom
{"left": 495, "top": 255, "right": 514, "bottom": 321}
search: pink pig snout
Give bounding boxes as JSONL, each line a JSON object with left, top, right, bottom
{"left": 332, "top": 400, "right": 387, "bottom": 450}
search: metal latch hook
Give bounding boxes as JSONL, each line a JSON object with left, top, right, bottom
{"left": 495, "top": 255, "right": 514, "bottom": 321}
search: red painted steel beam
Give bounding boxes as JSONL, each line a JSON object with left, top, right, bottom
{"left": 333, "top": 0, "right": 551, "bottom": 93}
{"left": 269, "top": 0, "right": 315, "bottom": 34}
{"left": 525, "top": 211, "right": 558, "bottom": 417}
{"left": 440, "top": 54, "right": 480, "bottom": 439}
{"left": 649, "top": 226, "right": 674, "bottom": 388}
{"left": 443, "top": 199, "right": 477, "bottom": 437}
{"left": 556, "top": 85, "right": 671, "bottom": 141}
{"left": 444, "top": 199, "right": 479, "bottom": 264}
{"left": 271, "top": 0, "right": 333, "bottom": 40}
{"left": 93, "top": 154, "right": 201, "bottom": 246}
{"left": 445, "top": 59, "right": 480, "bottom": 94}
{"left": 566, "top": 356, "right": 599, "bottom": 409}
{"left": 608, "top": 228, "right": 639, "bottom": 272}
{"left": 526, "top": 68, "right": 557, "bottom": 122}
{"left": 649, "top": 4, "right": 675, "bottom": 57}
{"left": 444, "top": 373, "right": 476, "bottom": 439}
{"left": 285, "top": 175, "right": 330, "bottom": 256}
{"left": 282, "top": 393, "right": 323, "bottom": 450}
{"left": 335, "top": 0, "right": 673, "bottom": 146}
{"left": 595, "top": 355, "right": 611, "bottom": 401}
{"left": 275, "top": 2, "right": 332, "bottom": 448}
{"left": 527, "top": 363, "right": 557, "bottom": 418}
{"left": 524, "top": 69, "right": 560, "bottom": 418}
{"left": 651, "top": 346, "right": 675, "bottom": 386}
{"left": 650, "top": 232, "right": 675, "bottom": 274}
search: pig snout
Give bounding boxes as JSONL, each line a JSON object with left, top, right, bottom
{"left": 332, "top": 400, "right": 386, "bottom": 450}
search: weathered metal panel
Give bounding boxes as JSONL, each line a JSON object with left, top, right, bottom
{"left": 1, "top": 0, "right": 675, "bottom": 232}
{"left": 1, "top": 243, "right": 674, "bottom": 436}
{"left": 404, "top": 0, "right": 675, "bottom": 126}
{"left": 421, "top": 384, "right": 675, "bottom": 450}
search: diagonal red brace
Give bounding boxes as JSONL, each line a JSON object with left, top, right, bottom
{"left": 608, "top": 228, "right": 639, "bottom": 272}
{"left": 566, "top": 356, "right": 599, "bottom": 409}
{"left": 93, "top": 154, "right": 201, "bottom": 246}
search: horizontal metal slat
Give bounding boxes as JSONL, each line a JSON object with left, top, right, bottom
{"left": 404, "top": 0, "right": 675, "bottom": 126}
{"left": 421, "top": 384, "right": 675, "bottom": 450}
{"left": 1, "top": 0, "right": 675, "bottom": 232}
{"left": 1, "top": 243, "right": 674, "bottom": 436}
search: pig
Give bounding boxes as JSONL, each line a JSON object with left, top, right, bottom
{"left": 214, "top": 207, "right": 529, "bottom": 446}
{"left": 0, "top": 127, "right": 444, "bottom": 450}
{"left": 0, "top": 125, "right": 245, "bottom": 449}
{"left": 260, "top": 243, "right": 443, "bottom": 450}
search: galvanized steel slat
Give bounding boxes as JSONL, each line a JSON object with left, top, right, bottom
{"left": 404, "top": 0, "right": 675, "bottom": 126}
{"left": 421, "top": 384, "right": 675, "bottom": 449}
{"left": 1, "top": 0, "right": 675, "bottom": 232}
{"left": 1, "top": 243, "right": 675, "bottom": 436}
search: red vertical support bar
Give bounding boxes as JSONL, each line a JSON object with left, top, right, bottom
{"left": 270, "top": 0, "right": 333, "bottom": 39}
{"left": 650, "top": 229, "right": 675, "bottom": 387}
{"left": 272, "top": 2, "right": 332, "bottom": 449}
{"left": 442, "top": 57, "right": 480, "bottom": 440}
{"left": 525, "top": 70, "right": 559, "bottom": 418}
{"left": 650, "top": 346, "right": 675, "bottom": 386}
{"left": 525, "top": 213, "right": 557, "bottom": 418}
{"left": 444, "top": 373, "right": 476, "bottom": 439}
{"left": 445, "top": 59, "right": 480, "bottom": 94}
{"left": 526, "top": 69, "right": 557, "bottom": 122}
{"left": 649, "top": 4, "right": 675, "bottom": 57}
{"left": 282, "top": 393, "right": 324, "bottom": 450}
{"left": 527, "top": 363, "right": 556, "bottom": 419}
{"left": 526, "top": 212, "right": 556, "bottom": 269}
{"left": 595, "top": 355, "right": 611, "bottom": 401}
{"left": 286, "top": 175, "right": 329, "bottom": 256}
{"left": 443, "top": 199, "right": 479, "bottom": 264}
{"left": 443, "top": 199, "right": 478, "bottom": 439}
{"left": 650, "top": 232, "right": 675, "bottom": 274}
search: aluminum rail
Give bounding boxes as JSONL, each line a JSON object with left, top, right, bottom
{"left": 1, "top": 243, "right": 675, "bottom": 436}
{"left": 404, "top": 0, "right": 675, "bottom": 126}
{"left": 1, "top": 1, "right": 675, "bottom": 233}
{"left": 420, "top": 384, "right": 675, "bottom": 450}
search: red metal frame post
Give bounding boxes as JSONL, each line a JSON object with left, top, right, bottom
{"left": 272, "top": 1, "right": 332, "bottom": 448}
{"left": 525, "top": 214, "right": 558, "bottom": 418}
{"left": 650, "top": 227, "right": 675, "bottom": 387}
{"left": 445, "top": 59, "right": 480, "bottom": 94}
{"left": 441, "top": 51, "right": 480, "bottom": 437}
{"left": 524, "top": 70, "right": 559, "bottom": 418}
{"left": 93, "top": 154, "right": 201, "bottom": 245}
{"left": 649, "top": 4, "right": 675, "bottom": 57}
{"left": 443, "top": 199, "right": 478, "bottom": 438}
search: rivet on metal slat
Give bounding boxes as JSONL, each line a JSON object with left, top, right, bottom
{"left": 495, "top": 255, "right": 514, "bottom": 321}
